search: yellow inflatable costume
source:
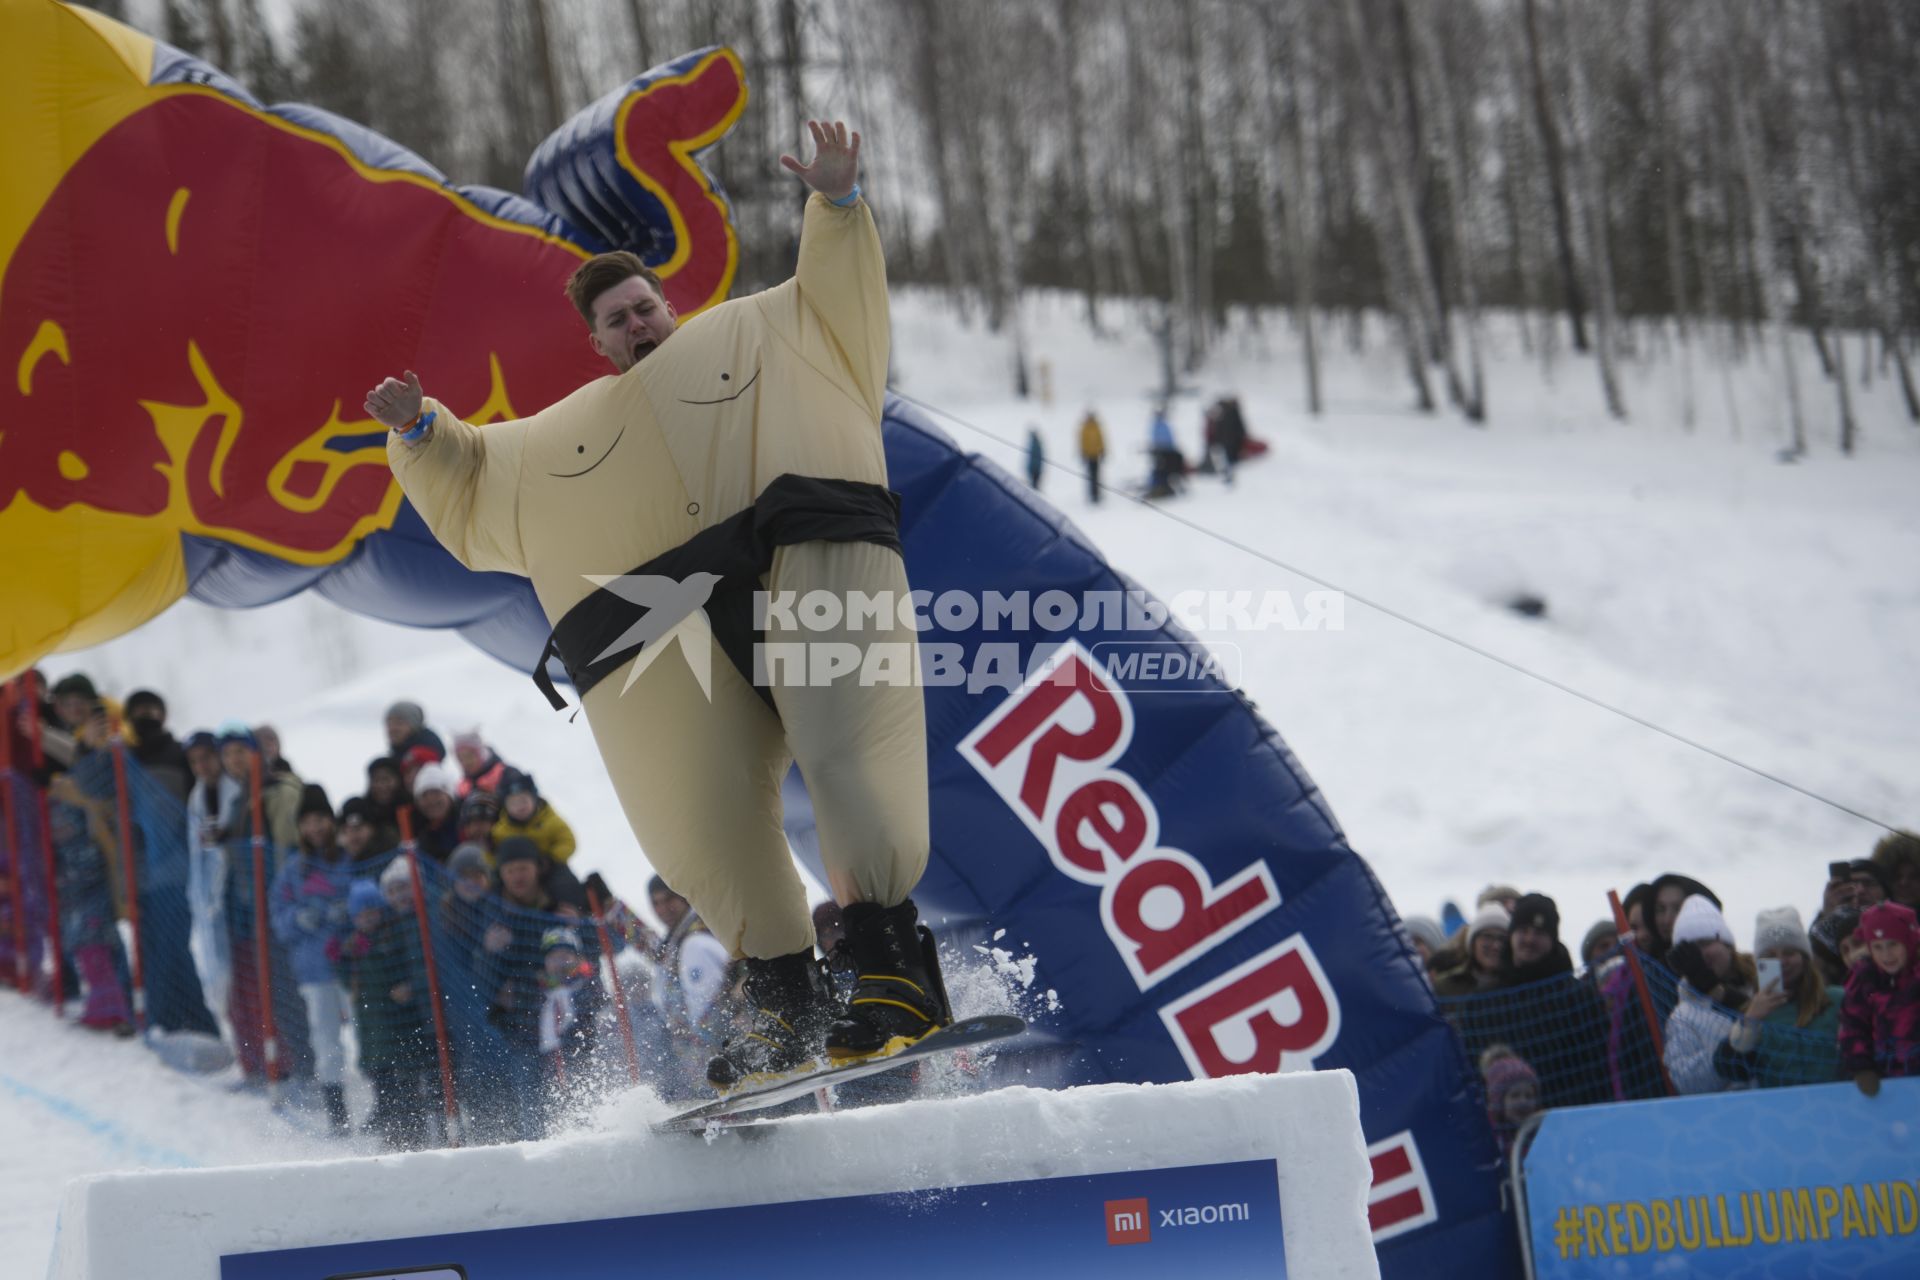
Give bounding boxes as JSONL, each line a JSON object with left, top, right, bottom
{"left": 387, "top": 191, "right": 926, "bottom": 962}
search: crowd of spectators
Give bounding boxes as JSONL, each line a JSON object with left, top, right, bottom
{"left": 0, "top": 668, "right": 816, "bottom": 1148}
{"left": 1405, "top": 842, "right": 1920, "bottom": 1154}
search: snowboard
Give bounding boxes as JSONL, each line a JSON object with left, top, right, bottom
{"left": 651, "top": 1013, "right": 1026, "bottom": 1134}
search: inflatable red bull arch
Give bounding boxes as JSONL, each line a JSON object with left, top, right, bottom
{"left": 0, "top": 2, "right": 1512, "bottom": 1273}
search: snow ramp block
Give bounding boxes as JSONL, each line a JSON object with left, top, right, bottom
{"left": 51, "top": 1072, "right": 1378, "bottom": 1278}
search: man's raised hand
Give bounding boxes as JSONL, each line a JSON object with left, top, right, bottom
{"left": 780, "top": 120, "right": 860, "bottom": 203}
{"left": 364, "top": 369, "right": 425, "bottom": 431}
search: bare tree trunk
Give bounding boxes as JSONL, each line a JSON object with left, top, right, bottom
{"left": 1176, "top": 8, "right": 1214, "bottom": 370}
{"left": 1833, "top": 333, "right": 1857, "bottom": 455}
{"left": 1521, "top": 0, "right": 1589, "bottom": 353}
{"left": 1648, "top": 0, "right": 1695, "bottom": 428}
{"left": 1056, "top": 0, "right": 1107, "bottom": 331}
{"left": 526, "top": 0, "right": 564, "bottom": 135}
{"left": 1411, "top": 2, "right": 1486, "bottom": 421}
{"left": 624, "top": 0, "right": 651, "bottom": 70}
{"left": 1560, "top": 0, "right": 1626, "bottom": 420}
{"left": 1279, "top": 10, "right": 1323, "bottom": 416}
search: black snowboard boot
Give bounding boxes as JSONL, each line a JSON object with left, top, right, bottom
{"left": 322, "top": 1084, "right": 350, "bottom": 1137}
{"left": 825, "top": 899, "right": 952, "bottom": 1062}
{"left": 706, "top": 950, "right": 837, "bottom": 1093}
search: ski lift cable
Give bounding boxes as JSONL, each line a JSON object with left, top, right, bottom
{"left": 895, "top": 389, "right": 1902, "bottom": 836}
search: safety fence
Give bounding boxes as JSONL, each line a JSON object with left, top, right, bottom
{"left": 1, "top": 698, "right": 723, "bottom": 1148}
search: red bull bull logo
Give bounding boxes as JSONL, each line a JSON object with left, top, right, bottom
{"left": 0, "top": 0, "right": 745, "bottom": 677}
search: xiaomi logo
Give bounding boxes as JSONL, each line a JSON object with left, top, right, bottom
{"left": 1106, "top": 1198, "right": 1151, "bottom": 1246}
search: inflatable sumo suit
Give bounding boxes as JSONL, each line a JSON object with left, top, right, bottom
{"left": 388, "top": 193, "right": 926, "bottom": 959}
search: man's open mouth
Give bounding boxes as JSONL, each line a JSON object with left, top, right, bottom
{"left": 632, "top": 340, "right": 657, "bottom": 362}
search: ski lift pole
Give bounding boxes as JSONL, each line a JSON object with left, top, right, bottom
{"left": 248, "top": 751, "right": 280, "bottom": 1100}
{"left": 1, "top": 682, "right": 26, "bottom": 993}
{"left": 26, "top": 689, "right": 63, "bottom": 1015}
{"left": 109, "top": 744, "right": 147, "bottom": 1032}
{"left": 397, "top": 808, "right": 462, "bottom": 1146}
{"left": 587, "top": 887, "right": 641, "bottom": 1086}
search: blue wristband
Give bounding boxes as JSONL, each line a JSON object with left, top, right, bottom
{"left": 829, "top": 183, "right": 862, "bottom": 208}
{"left": 398, "top": 409, "right": 436, "bottom": 444}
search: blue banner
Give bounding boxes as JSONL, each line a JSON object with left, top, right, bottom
{"left": 1524, "top": 1080, "right": 1920, "bottom": 1277}
{"left": 220, "top": 1158, "right": 1287, "bottom": 1278}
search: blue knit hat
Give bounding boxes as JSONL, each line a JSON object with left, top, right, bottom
{"left": 215, "top": 720, "right": 258, "bottom": 753}
{"left": 347, "top": 879, "right": 384, "bottom": 917}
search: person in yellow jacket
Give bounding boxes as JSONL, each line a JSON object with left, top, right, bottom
{"left": 365, "top": 120, "right": 946, "bottom": 1092}
{"left": 1078, "top": 409, "right": 1106, "bottom": 504}
{"left": 490, "top": 768, "right": 577, "bottom": 865}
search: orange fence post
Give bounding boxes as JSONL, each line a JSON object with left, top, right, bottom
{"left": 1608, "top": 889, "right": 1676, "bottom": 1097}
{"left": 26, "top": 692, "right": 63, "bottom": 1015}
{"left": 110, "top": 743, "right": 146, "bottom": 1032}
{"left": 587, "top": 887, "right": 641, "bottom": 1086}
{"left": 398, "top": 808, "right": 462, "bottom": 1146}
{"left": 248, "top": 752, "right": 280, "bottom": 1097}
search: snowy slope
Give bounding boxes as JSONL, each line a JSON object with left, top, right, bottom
{"left": 15, "top": 289, "right": 1919, "bottom": 1267}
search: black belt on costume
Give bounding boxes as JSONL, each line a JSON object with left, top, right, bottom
{"left": 532, "top": 473, "right": 903, "bottom": 714}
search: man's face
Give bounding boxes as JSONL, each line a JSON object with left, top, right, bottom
{"left": 1511, "top": 924, "right": 1553, "bottom": 967}
{"left": 589, "top": 275, "right": 677, "bottom": 373}
{"left": 652, "top": 890, "right": 689, "bottom": 932}
{"left": 1851, "top": 871, "right": 1886, "bottom": 908}
{"left": 385, "top": 714, "right": 411, "bottom": 749}
{"left": 501, "top": 860, "right": 539, "bottom": 903}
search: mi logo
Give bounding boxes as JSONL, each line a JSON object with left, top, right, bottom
{"left": 1106, "top": 1197, "right": 1151, "bottom": 1246}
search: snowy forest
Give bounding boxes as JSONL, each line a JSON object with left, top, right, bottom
{"left": 101, "top": 0, "right": 1920, "bottom": 440}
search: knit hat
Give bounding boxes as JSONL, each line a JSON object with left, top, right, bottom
{"left": 402, "top": 744, "right": 443, "bottom": 773}
{"left": 347, "top": 879, "right": 384, "bottom": 916}
{"left": 185, "top": 730, "right": 218, "bottom": 753}
{"left": 1670, "top": 894, "right": 1734, "bottom": 947}
{"left": 1579, "top": 919, "right": 1619, "bottom": 963}
{"left": 125, "top": 689, "right": 166, "bottom": 718}
{"left": 366, "top": 755, "right": 402, "bottom": 780}
{"left": 1476, "top": 884, "right": 1522, "bottom": 909}
{"left": 412, "top": 761, "right": 461, "bottom": 798}
{"left": 50, "top": 672, "right": 98, "bottom": 700}
{"left": 452, "top": 726, "right": 485, "bottom": 751}
{"left": 1403, "top": 915, "right": 1447, "bottom": 954}
{"left": 215, "top": 720, "right": 258, "bottom": 752}
{"left": 339, "top": 796, "right": 374, "bottom": 827}
{"left": 1751, "top": 906, "right": 1811, "bottom": 958}
{"left": 448, "top": 843, "right": 490, "bottom": 880}
{"left": 296, "top": 783, "right": 333, "bottom": 821}
{"left": 379, "top": 857, "right": 415, "bottom": 894}
{"left": 1847, "top": 858, "right": 1891, "bottom": 898}
{"left": 1859, "top": 902, "right": 1919, "bottom": 955}
{"left": 541, "top": 926, "right": 583, "bottom": 957}
{"left": 500, "top": 768, "right": 538, "bottom": 800}
{"left": 1481, "top": 1049, "right": 1540, "bottom": 1113}
{"left": 460, "top": 791, "right": 501, "bottom": 825}
{"left": 495, "top": 836, "right": 541, "bottom": 867}
{"left": 385, "top": 700, "right": 426, "bottom": 728}
{"left": 1510, "top": 893, "right": 1560, "bottom": 939}
{"left": 1468, "top": 903, "right": 1511, "bottom": 943}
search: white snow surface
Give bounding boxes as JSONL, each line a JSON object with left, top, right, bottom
{"left": 11, "top": 288, "right": 1919, "bottom": 1268}
{"left": 52, "top": 1069, "right": 1376, "bottom": 1280}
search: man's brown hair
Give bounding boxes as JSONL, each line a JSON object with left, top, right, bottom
{"left": 564, "top": 251, "right": 666, "bottom": 326}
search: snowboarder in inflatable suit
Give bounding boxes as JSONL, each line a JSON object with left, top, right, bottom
{"left": 367, "top": 121, "right": 944, "bottom": 1092}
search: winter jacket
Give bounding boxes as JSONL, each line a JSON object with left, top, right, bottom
{"left": 1663, "top": 984, "right": 1741, "bottom": 1094}
{"left": 1838, "top": 960, "right": 1920, "bottom": 1079}
{"left": 1712, "top": 987, "right": 1844, "bottom": 1088}
{"left": 487, "top": 896, "right": 564, "bottom": 1047}
{"left": 186, "top": 773, "right": 242, "bottom": 1008}
{"left": 1441, "top": 944, "right": 1614, "bottom": 1108}
{"left": 268, "top": 851, "right": 354, "bottom": 985}
{"left": 412, "top": 807, "right": 463, "bottom": 863}
{"left": 129, "top": 729, "right": 193, "bottom": 805}
{"left": 457, "top": 752, "right": 509, "bottom": 798}
{"left": 538, "top": 962, "right": 604, "bottom": 1065}
{"left": 491, "top": 801, "right": 576, "bottom": 865}
{"left": 221, "top": 770, "right": 304, "bottom": 938}
{"left": 333, "top": 913, "right": 434, "bottom": 1071}
{"left": 1078, "top": 415, "right": 1105, "bottom": 461}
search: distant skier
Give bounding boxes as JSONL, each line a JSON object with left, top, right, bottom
{"left": 1024, "top": 425, "right": 1045, "bottom": 490}
{"left": 1078, "top": 409, "right": 1106, "bottom": 503}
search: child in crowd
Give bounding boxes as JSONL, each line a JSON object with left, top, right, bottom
{"left": 268, "top": 784, "right": 355, "bottom": 1133}
{"left": 45, "top": 774, "right": 133, "bottom": 1034}
{"left": 332, "top": 877, "right": 435, "bottom": 1148}
{"left": 538, "top": 926, "right": 603, "bottom": 1099}
{"left": 1480, "top": 1045, "right": 1542, "bottom": 1157}
{"left": 1839, "top": 902, "right": 1920, "bottom": 1095}
{"left": 492, "top": 769, "right": 576, "bottom": 865}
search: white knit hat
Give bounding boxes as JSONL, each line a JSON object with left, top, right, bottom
{"left": 412, "top": 760, "right": 461, "bottom": 798}
{"left": 1671, "top": 894, "right": 1733, "bottom": 947}
{"left": 1751, "top": 906, "right": 1810, "bottom": 957}
{"left": 1468, "top": 903, "right": 1512, "bottom": 943}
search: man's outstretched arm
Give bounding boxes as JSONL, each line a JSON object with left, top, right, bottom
{"left": 783, "top": 120, "right": 889, "bottom": 420}
{"left": 367, "top": 370, "right": 528, "bottom": 576}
